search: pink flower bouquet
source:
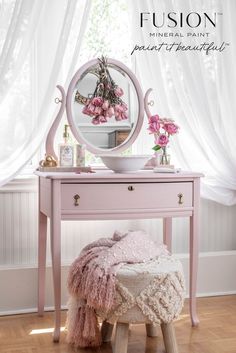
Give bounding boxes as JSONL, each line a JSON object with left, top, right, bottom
{"left": 148, "top": 115, "right": 179, "bottom": 164}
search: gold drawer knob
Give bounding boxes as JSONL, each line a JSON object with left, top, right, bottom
{"left": 178, "top": 193, "right": 183, "bottom": 204}
{"left": 128, "top": 185, "right": 135, "bottom": 191}
{"left": 74, "top": 194, "right": 80, "bottom": 206}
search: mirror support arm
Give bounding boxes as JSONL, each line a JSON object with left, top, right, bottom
{"left": 45, "top": 85, "right": 66, "bottom": 161}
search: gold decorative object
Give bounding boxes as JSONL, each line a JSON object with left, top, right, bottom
{"left": 39, "top": 155, "right": 58, "bottom": 167}
{"left": 73, "top": 194, "right": 80, "bottom": 206}
{"left": 178, "top": 193, "right": 183, "bottom": 204}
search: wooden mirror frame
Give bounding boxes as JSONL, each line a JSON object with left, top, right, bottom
{"left": 66, "top": 58, "right": 144, "bottom": 155}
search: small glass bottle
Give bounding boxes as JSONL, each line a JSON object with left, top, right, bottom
{"left": 58, "top": 125, "right": 74, "bottom": 167}
{"left": 75, "top": 144, "right": 86, "bottom": 167}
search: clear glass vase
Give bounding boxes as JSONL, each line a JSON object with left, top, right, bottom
{"left": 159, "top": 147, "right": 170, "bottom": 165}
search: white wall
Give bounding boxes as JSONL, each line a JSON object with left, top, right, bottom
{"left": 0, "top": 176, "right": 236, "bottom": 314}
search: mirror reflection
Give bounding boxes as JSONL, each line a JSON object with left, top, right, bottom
{"left": 72, "top": 58, "right": 138, "bottom": 149}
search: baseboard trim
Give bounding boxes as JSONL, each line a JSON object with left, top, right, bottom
{"left": 0, "top": 306, "right": 67, "bottom": 316}
{"left": 1, "top": 250, "right": 236, "bottom": 316}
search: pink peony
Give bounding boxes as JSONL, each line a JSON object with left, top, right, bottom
{"left": 155, "top": 133, "right": 169, "bottom": 147}
{"left": 94, "top": 106, "right": 102, "bottom": 115}
{"left": 149, "top": 114, "right": 160, "bottom": 123}
{"left": 104, "top": 110, "right": 109, "bottom": 118}
{"left": 107, "top": 106, "right": 115, "bottom": 117}
{"left": 98, "top": 115, "right": 107, "bottom": 123}
{"left": 82, "top": 105, "right": 93, "bottom": 116}
{"left": 92, "top": 117, "right": 100, "bottom": 125}
{"left": 121, "top": 112, "right": 128, "bottom": 120}
{"left": 83, "top": 103, "right": 97, "bottom": 115}
{"left": 163, "top": 122, "right": 179, "bottom": 135}
{"left": 115, "top": 113, "right": 122, "bottom": 121}
{"left": 114, "top": 104, "right": 124, "bottom": 113}
{"left": 148, "top": 122, "right": 160, "bottom": 134}
{"left": 121, "top": 102, "right": 128, "bottom": 111}
{"left": 102, "top": 100, "right": 109, "bottom": 110}
{"left": 92, "top": 96, "right": 103, "bottom": 107}
{"left": 148, "top": 115, "right": 161, "bottom": 133}
{"left": 114, "top": 86, "right": 124, "bottom": 97}
{"left": 88, "top": 103, "right": 96, "bottom": 112}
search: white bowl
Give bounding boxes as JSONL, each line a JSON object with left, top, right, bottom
{"left": 97, "top": 155, "right": 151, "bottom": 173}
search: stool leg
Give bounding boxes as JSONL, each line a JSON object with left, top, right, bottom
{"left": 114, "top": 323, "right": 129, "bottom": 353}
{"left": 101, "top": 321, "right": 114, "bottom": 342}
{"left": 146, "top": 323, "right": 158, "bottom": 337}
{"left": 161, "top": 323, "right": 178, "bottom": 353}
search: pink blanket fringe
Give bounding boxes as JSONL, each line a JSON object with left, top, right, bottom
{"left": 66, "top": 304, "right": 101, "bottom": 347}
{"left": 67, "top": 230, "right": 168, "bottom": 347}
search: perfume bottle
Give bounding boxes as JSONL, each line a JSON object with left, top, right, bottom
{"left": 58, "top": 124, "right": 74, "bottom": 167}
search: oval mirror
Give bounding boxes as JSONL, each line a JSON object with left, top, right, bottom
{"left": 66, "top": 57, "right": 144, "bottom": 154}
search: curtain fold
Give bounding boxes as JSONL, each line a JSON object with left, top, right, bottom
{"left": 0, "top": 0, "right": 91, "bottom": 187}
{"left": 0, "top": 0, "right": 46, "bottom": 102}
{"left": 128, "top": 0, "right": 236, "bottom": 205}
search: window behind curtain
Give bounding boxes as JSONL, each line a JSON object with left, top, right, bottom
{"left": 17, "top": 0, "right": 132, "bottom": 172}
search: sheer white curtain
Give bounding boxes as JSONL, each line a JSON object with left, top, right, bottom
{"left": 128, "top": 0, "right": 236, "bottom": 206}
{"left": 0, "top": 0, "right": 91, "bottom": 186}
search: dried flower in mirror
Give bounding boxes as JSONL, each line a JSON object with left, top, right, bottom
{"left": 75, "top": 56, "right": 128, "bottom": 125}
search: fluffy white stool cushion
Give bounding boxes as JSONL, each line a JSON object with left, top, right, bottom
{"left": 98, "top": 254, "right": 185, "bottom": 325}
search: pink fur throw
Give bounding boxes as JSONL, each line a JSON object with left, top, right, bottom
{"left": 67, "top": 230, "right": 168, "bottom": 347}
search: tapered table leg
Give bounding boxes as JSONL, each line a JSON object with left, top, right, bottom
{"left": 189, "top": 179, "right": 200, "bottom": 326}
{"left": 38, "top": 211, "right": 47, "bottom": 316}
{"left": 163, "top": 217, "right": 172, "bottom": 252}
{"left": 50, "top": 180, "right": 61, "bottom": 342}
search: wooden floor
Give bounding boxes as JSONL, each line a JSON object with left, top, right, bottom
{"left": 1, "top": 296, "right": 236, "bottom": 353}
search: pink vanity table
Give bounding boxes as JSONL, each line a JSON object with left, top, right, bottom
{"left": 36, "top": 169, "right": 202, "bottom": 342}
{"left": 37, "top": 57, "right": 203, "bottom": 342}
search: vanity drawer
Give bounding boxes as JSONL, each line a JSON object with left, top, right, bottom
{"left": 61, "top": 182, "right": 192, "bottom": 211}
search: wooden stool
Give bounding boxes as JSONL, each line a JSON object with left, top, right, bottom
{"left": 98, "top": 255, "right": 185, "bottom": 353}
{"left": 101, "top": 321, "right": 178, "bottom": 353}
